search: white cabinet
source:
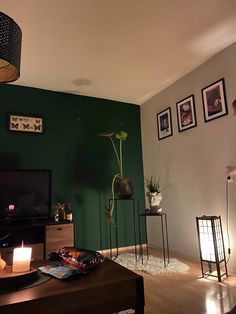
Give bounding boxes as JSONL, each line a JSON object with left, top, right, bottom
{"left": 45, "top": 223, "right": 75, "bottom": 258}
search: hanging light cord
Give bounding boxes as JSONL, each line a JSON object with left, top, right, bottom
{"left": 226, "top": 178, "right": 231, "bottom": 264}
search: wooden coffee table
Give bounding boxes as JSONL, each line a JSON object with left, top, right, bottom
{"left": 0, "top": 258, "right": 145, "bottom": 314}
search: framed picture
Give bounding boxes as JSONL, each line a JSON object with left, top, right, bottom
{"left": 201, "top": 78, "right": 228, "bottom": 122}
{"left": 176, "top": 95, "right": 197, "bottom": 132}
{"left": 9, "top": 114, "right": 43, "bottom": 133}
{"left": 157, "top": 107, "right": 173, "bottom": 140}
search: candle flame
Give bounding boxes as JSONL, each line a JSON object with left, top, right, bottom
{"left": 21, "top": 240, "right": 24, "bottom": 248}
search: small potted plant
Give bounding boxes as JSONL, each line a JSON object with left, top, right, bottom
{"left": 98, "top": 130, "right": 134, "bottom": 226}
{"left": 145, "top": 177, "right": 162, "bottom": 213}
{"left": 53, "top": 202, "right": 66, "bottom": 222}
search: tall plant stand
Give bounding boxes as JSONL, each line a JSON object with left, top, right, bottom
{"left": 138, "top": 211, "right": 170, "bottom": 267}
{"left": 109, "top": 198, "right": 138, "bottom": 261}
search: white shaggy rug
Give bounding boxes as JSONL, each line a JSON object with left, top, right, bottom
{"left": 115, "top": 253, "right": 189, "bottom": 275}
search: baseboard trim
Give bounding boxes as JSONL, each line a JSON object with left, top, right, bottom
{"left": 98, "top": 244, "right": 147, "bottom": 255}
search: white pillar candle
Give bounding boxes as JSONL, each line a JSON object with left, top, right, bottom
{"left": 12, "top": 243, "right": 32, "bottom": 272}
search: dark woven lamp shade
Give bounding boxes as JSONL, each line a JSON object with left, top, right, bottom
{"left": 0, "top": 12, "right": 22, "bottom": 83}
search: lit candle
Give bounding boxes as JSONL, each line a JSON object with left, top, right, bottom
{"left": 12, "top": 241, "right": 32, "bottom": 272}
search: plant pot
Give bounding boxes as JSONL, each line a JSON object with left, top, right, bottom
{"left": 146, "top": 192, "right": 162, "bottom": 212}
{"left": 114, "top": 177, "right": 134, "bottom": 199}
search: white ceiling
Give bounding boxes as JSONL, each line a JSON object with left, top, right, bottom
{"left": 1, "top": 0, "right": 236, "bottom": 105}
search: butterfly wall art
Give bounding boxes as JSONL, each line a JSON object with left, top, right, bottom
{"left": 9, "top": 115, "right": 43, "bottom": 133}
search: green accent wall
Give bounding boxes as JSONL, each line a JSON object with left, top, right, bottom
{"left": 0, "top": 84, "right": 145, "bottom": 250}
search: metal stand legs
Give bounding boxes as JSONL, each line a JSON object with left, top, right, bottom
{"left": 109, "top": 198, "right": 138, "bottom": 261}
{"left": 139, "top": 212, "right": 169, "bottom": 267}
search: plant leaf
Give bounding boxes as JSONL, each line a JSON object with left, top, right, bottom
{"left": 98, "top": 132, "right": 114, "bottom": 137}
{"left": 115, "top": 131, "right": 127, "bottom": 141}
{"left": 145, "top": 176, "right": 160, "bottom": 192}
{"left": 105, "top": 211, "right": 117, "bottom": 227}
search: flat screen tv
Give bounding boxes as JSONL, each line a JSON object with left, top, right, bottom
{"left": 0, "top": 169, "right": 51, "bottom": 222}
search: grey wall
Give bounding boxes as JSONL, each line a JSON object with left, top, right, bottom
{"left": 141, "top": 42, "right": 236, "bottom": 271}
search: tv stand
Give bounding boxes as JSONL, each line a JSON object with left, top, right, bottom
{"left": 0, "top": 221, "right": 75, "bottom": 265}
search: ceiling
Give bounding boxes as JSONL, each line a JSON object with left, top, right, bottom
{"left": 1, "top": 0, "right": 236, "bottom": 105}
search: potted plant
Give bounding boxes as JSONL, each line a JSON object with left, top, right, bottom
{"left": 53, "top": 201, "right": 66, "bottom": 222}
{"left": 145, "top": 176, "right": 162, "bottom": 213}
{"left": 98, "top": 131, "right": 134, "bottom": 226}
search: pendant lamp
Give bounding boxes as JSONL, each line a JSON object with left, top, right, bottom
{"left": 0, "top": 12, "right": 22, "bottom": 83}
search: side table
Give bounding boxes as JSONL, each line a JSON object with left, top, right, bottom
{"left": 109, "top": 198, "right": 138, "bottom": 261}
{"left": 138, "top": 211, "right": 169, "bottom": 267}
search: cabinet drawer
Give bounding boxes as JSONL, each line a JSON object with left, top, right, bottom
{"left": 45, "top": 223, "right": 74, "bottom": 257}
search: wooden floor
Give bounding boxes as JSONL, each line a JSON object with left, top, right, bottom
{"left": 109, "top": 248, "right": 236, "bottom": 314}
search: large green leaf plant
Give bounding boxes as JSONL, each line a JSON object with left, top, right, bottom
{"left": 98, "top": 131, "right": 127, "bottom": 226}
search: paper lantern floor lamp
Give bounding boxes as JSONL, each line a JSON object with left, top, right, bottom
{"left": 196, "top": 215, "right": 228, "bottom": 282}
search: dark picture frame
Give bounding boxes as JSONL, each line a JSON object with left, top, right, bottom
{"left": 9, "top": 114, "right": 43, "bottom": 133}
{"left": 176, "top": 95, "right": 197, "bottom": 132}
{"left": 157, "top": 107, "right": 173, "bottom": 140}
{"left": 201, "top": 78, "right": 228, "bottom": 122}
